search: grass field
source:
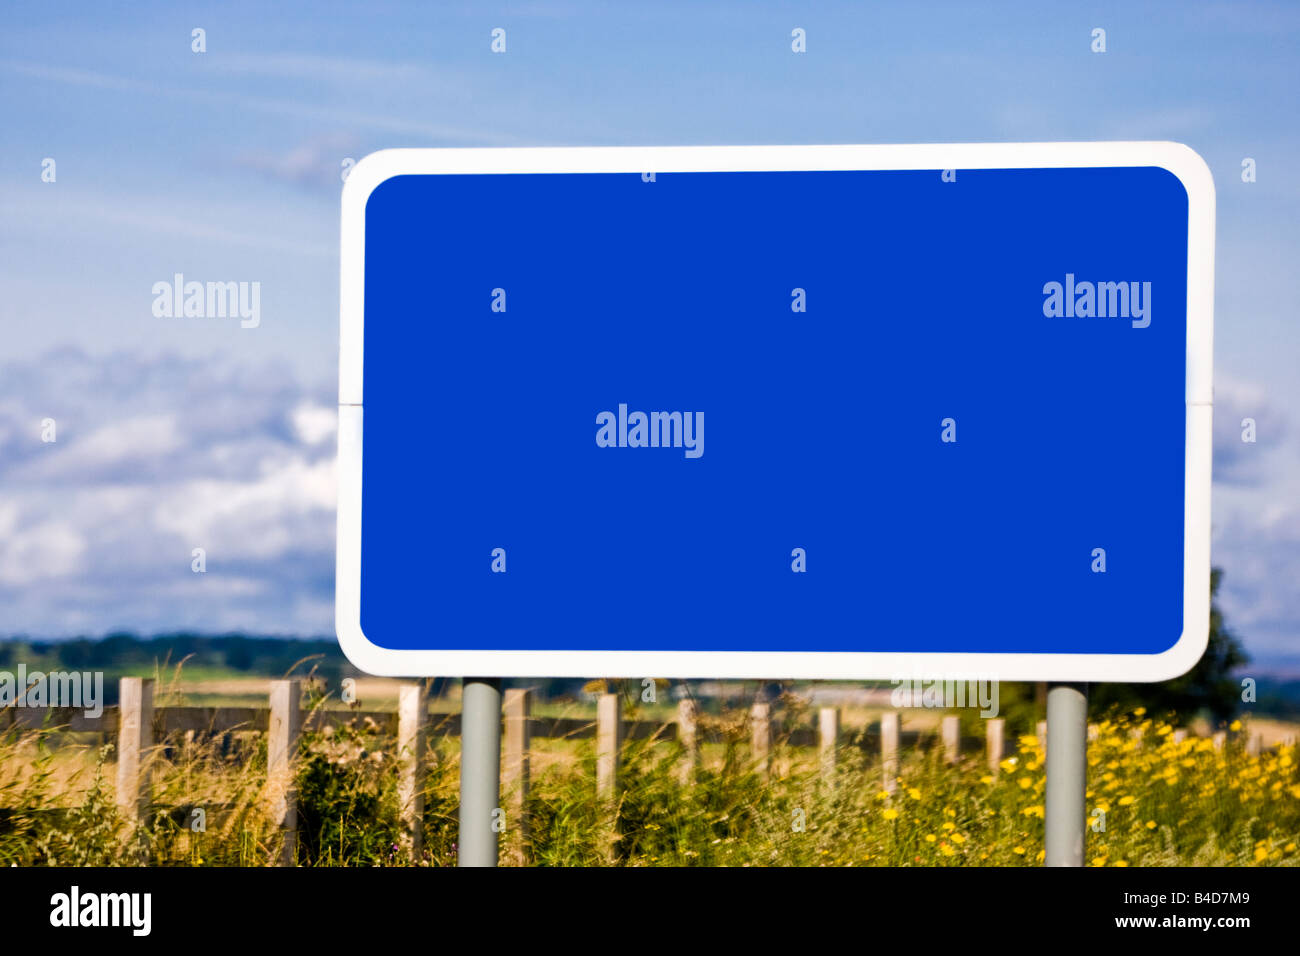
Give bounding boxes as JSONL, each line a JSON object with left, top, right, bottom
{"left": 1, "top": 669, "right": 1297, "bottom": 867}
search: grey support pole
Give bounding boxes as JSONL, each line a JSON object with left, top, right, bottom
{"left": 1044, "top": 682, "right": 1088, "bottom": 867}
{"left": 459, "top": 677, "right": 503, "bottom": 867}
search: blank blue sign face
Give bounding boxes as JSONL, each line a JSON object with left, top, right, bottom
{"left": 338, "top": 146, "right": 1213, "bottom": 679}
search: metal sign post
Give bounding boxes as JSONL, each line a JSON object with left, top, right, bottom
{"left": 1045, "top": 682, "right": 1089, "bottom": 867}
{"left": 458, "top": 677, "right": 502, "bottom": 867}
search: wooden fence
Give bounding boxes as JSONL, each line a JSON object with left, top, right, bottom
{"left": 0, "top": 677, "right": 1250, "bottom": 865}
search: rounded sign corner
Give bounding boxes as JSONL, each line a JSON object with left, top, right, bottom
{"left": 1138, "top": 621, "right": 1211, "bottom": 684}
{"left": 1145, "top": 141, "right": 1216, "bottom": 209}
{"left": 335, "top": 614, "right": 399, "bottom": 677}
{"left": 342, "top": 149, "right": 413, "bottom": 216}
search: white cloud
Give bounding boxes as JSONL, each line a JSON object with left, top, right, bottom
{"left": 0, "top": 503, "right": 87, "bottom": 586}
{"left": 0, "top": 350, "right": 336, "bottom": 636}
{"left": 151, "top": 456, "right": 336, "bottom": 559}
{"left": 1212, "top": 376, "right": 1287, "bottom": 485}
{"left": 292, "top": 402, "right": 338, "bottom": 446}
{"left": 234, "top": 133, "right": 360, "bottom": 189}
{"left": 13, "top": 414, "right": 182, "bottom": 482}
{"left": 1207, "top": 378, "right": 1300, "bottom": 665}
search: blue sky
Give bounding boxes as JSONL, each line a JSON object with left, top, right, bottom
{"left": 1, "top": 1, "right": 1298, "bottom": 668}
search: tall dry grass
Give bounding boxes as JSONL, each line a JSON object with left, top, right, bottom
{"left": 0, "top": 673, "right": 1295, "bottom": 866}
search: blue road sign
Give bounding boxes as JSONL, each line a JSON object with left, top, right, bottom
{"left": 337, "top": 144, "right": 1214, "bottom": 680}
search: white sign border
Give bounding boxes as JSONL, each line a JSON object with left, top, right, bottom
{"left": 337, "top": 142, "right": 1214, "bottom": 681}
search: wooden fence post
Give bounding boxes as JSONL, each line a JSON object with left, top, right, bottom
{"left": 676, "top": 698, "right": 699, "bottom": 785}
{"left": 268, "top": 679, "right": 302, "bottom": 867}
{"left": 397, "top": 682, "right": 427, "bottom": 862}
{"left": 986, "top": 717, "right": 1005, "bottom": 775}
{"left": 596, "top": 693, "right": 622, "bottom": 864}
{"left": 596, "top": 694, "right": 622, "bottom": 799}
{"left": 750, "top": 700, "right": 772, "bottom": 776}
{"left": 502, "top": 688, "right": 532, "bottom": 865}
{"left": 818, "top": 707, "right": 840, "bottom": 784}
{"left": 115, "top": 677, "right": 154, "bottom": 821}
{"left": 941, "top": 714, "right": 960, "bottom": 764}
{"left": 880, "top": 711, "right": 899, "bottom": 793}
